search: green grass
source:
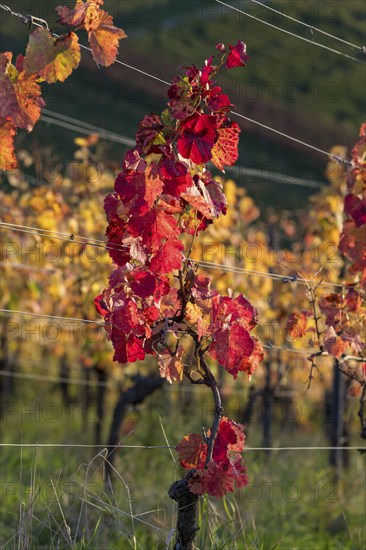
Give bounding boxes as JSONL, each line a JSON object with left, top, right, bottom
{"left": 1, "top": 382, "right": 365, "bottom": 549}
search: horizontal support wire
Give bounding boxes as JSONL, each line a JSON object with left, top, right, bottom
{"left": 0, "top": 221, "right": 345, "bottom": 291}
{"left": 36, "top": 114, "right": 330, "bottom": 188}
{"left": 0, "top": 221, "right": 130, "bottom": 255}
{"left": 1, "top": 309, "right": 365, "bottom": 363}
{"left": 247, "top": 0, "right": 365, "bottom": 52}
{"left": 216, "top": 0, "right": 366, "bottom": 65}
{"left": 31, "top": 115, "right": 330, "bottom": 188}
{"left": 0, "top": 308, "right": 103, "bottom": 325}
{"left": 188, "top": 258, "right": 344, "bottom": 290}
{"left": 0, "top": 4, "right": 353, "bottom": 166}
{"left": 0, "top": 367, "right": 302, "bottom": 396}
{"left": 0, "top": 443, "right": 364, "bottom": 451}
{"left": 40, "top": 112, "right": 135, "bottom": 147}
{"left": 0, "top": 443, "right": 174, "bottom": 449}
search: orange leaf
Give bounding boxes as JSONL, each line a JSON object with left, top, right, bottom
{"left": 211, "top": 122, "right": 240, "bottom": 172}
{"left": 0, "top": 119, "right": 17, "bottom": 170}
{"left": 285, "top": 311, "right": 308, "bottom": 340}
{"left": 88, "top": 10, "right": 127, "bottom": 67}
{"left": 176, "top": 433, "right": 207, "bottom": 469}
{"left": 56, "top": 1, "right": 102, "bottom": 30}
{"left": 0, "top": 52, "right": 44, "bottom": 131}
{"left": 324, "top": 326, "right": 348, "bottom": 358}
{"left": 24, "top": 29, "right": 81, "bottom": 83}
{"left": 158, "top": 346, "right": 185, "bottom": 383}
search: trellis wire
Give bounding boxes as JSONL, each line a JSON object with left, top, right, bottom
{"left": 247, "top": 0, "right": 365, "bottom": 52}
{"left": 0, "top": 367, "right": 302, "bottom": 396}
{"left": 0, "top": 443, "right": 364, "bottom": 451}
{"left": 0, "top": 221, "right": 345, "bottom": 291}
{"left": 0, "top": 4, "right": 353, "bottom": 166}
{"left": 0, "top": 308, "right": 103, "bottom": 325}
{"left": 0, "top": 220, "right": 130, "bottom": 255}
{"left": 215, "top": 0, "right": 366, "bottom": 65}
{"left": 1, "top": 309, "right": 365, "bottom": 363}
{"left": 37, "top": 112, "right": 329, "bottom": 188}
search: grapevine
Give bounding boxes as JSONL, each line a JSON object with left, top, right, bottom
{"left": 94, "top": 42, "right": 263, "bottom": 523}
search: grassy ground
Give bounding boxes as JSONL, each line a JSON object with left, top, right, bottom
{"left": 0, "top": 377, "right": 365, "bottom": 549}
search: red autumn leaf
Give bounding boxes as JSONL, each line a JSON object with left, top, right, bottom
{"left": 94, "top": 293, "right": 109, "bottom": 316}
{"left": 189, "top": 460, "right": 236, "bottom": 498}
{"left": 237, "top": 338, "right": 264, "bottom": 378}
{"left": 88, "top": 10, "right": 127, "bottom": 67}
{"left": 324, "top": 326, "right": 348, "bottom": 358}
{"left": 112, "top": 299, "right": 141, "bottom": 334}
{"left": 226, "top": 40, "right": 249, "bottom": 69}
{"left": 136, "top": 114, "right": 164, "bottom": 153}
{"left": 169, "top": 98, "right": 196, "bottom": 120}
{"left": 130, "top": 271, "right": 156, "bottom": 298}
{"left": 207, "top": 85, "right": 231, "bottom": 112}
{"left": 191, "top": 275, "right": 217, "bottom": 301}
{"left": 200, "top": 54, "right": 215, "bottom": 86}
{"left": 231, "top": 454, "right": 249, "bottom": 488}
{"left": 339, "top": 221, "right": 366, "bottom": 273}
{"left": 105, "top": 217, "right": 131, "bottom": 266}
{"left": 181, "top": 185, "right": 215, "bottom": 220}
{"left": 205, "top": 178, "right": 227, "bottom": 217}
{"left": 160, "top": 159, "right": 193, "bottom": 197}
{"left": 123, "top": 149, "right": 147, "bottom": 172}
{"left": 285, "top": 311, "right": 308, "bottom": 339}
{"left": 157, "top": 194, "right": 183, "bottom": 214}
{"left": 158, "top": 345, "right": 185, "bottom": 383}
{"left": 0, "top": 52, "right": 44, "bottom": 131}
{"left": 176, "top": 433, "right": 207, "bottom": 469}
{"left": 149, "top": 238, "right": 184, "bottom": 275}
{"left": 177, "top": 113, "right": 217, "bottom": 164}
{"left": 212, "top": 417, "right": 245, "bottom": 463}
{"left": 345, "top": 288, "right": 362, "bottom": 312}
{"left": 344, "top": 194, "right": 366, "bottom": 227}
{"left": 0, "top": 119, "right": 17, "bottom": 170}
{"left": 143, "top": 305, "right": 161, "bottom": 325}
{"left": 319, "top": 293, "right": 346, "bottom": 326}
{"left": 209, "top": 323, "right": 255, "bottom": 378}
{"left": 214, "top": 295, "right": 258, "bottom": 330}
{"left": 211, "top": 122, "right": 240, "bottom": 171}
{"left": 112, "top": 332, "right": 145, "bottom": 364}
{"left": 128, "top": 207, "right": 181, "bottom": 253}
{"left": 115, "top": 164, "right": 164, "bottom": 215}
{"left": 104, "top": 193, "right": 119, "bottom": 221}
{"left": 159, "top": 287, "right": 181, "bottom": 317}
{"left": 189, "top": 454, "right": 248, "bottom": 498}
{"left": 181, "top": 417, "right": 249, "bottom": 497}
{"left": 24, "top": 29, "right": 80, "bottom": 83}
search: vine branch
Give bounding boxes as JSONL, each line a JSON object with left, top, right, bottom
{"left": 198, "top": 349, "right": 223, "bottom": 465}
